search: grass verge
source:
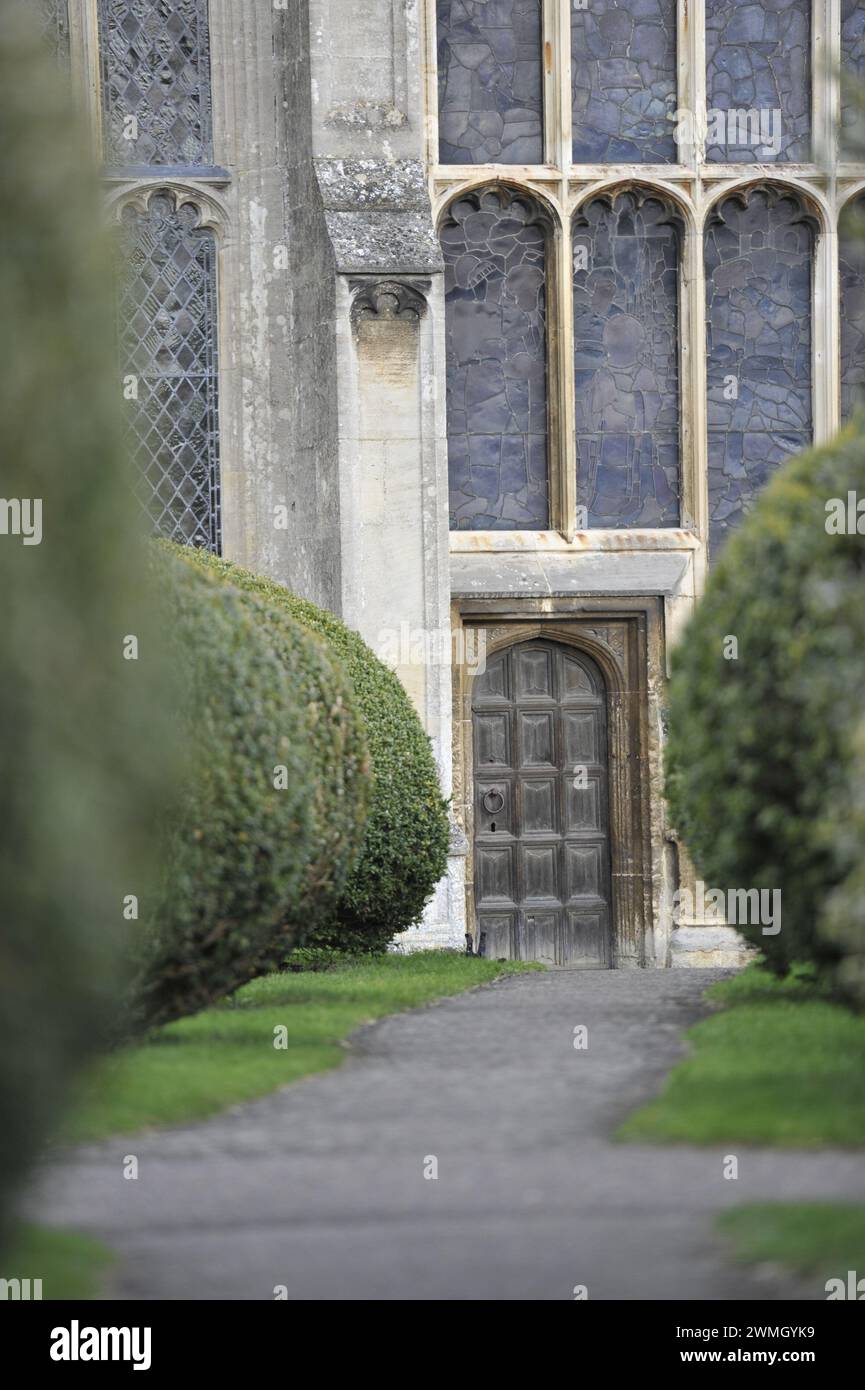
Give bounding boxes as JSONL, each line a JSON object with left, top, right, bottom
{"left": 1, "top": 1225, "right": 112, "bottom": 1299}
{"left": 718, "top": 1203, "right": 865, "bottom": 1293}
{"left": 63, "top": 952, "right": 540, "bottom": 1143}
{"left": 618, "top": 964, "right": 865, "bottom": 1146}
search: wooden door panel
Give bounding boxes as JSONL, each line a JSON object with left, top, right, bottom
{"left": 473, "top": 640, "right": 612, "bottom": 967}
{"left": 518, "top": 710, "right": 556, "bottom": 767}
{"left": 475, "top": 711, "right": 510, "bottom": 768}
{"left": 562, "top": 909, "right": 610, "bottom": 967}
{"left": 562, "top": 709, "right": 601, "bottom": 764}
{"left": 564, "top": 841, "right": 604, "bottom": 899}
{"left": 564, "top": 774, "right": 604, "bottom": 832}
{"left": 514, "top": 646, "right": 553, "bottom": 698}
{"left": 477, "top": 911, "right": 516, "bottom": 959}
{"left": 522, "top": 843, "right": 559, "bottom": 901}
{"left": 520, "top": 777, "right": 558, "bottom": 834}
{"left": 476, "top": 843, "right": 515, "bottom": 902}
{"left": 522, "top": 911, "right": 559, "bottom": 965}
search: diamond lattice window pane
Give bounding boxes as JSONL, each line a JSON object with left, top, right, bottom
{"left": 98, "top": 0, "right": 213, "bottom": 166}
{"left": 118, "top": 192, "right": 221, "bottom": 552}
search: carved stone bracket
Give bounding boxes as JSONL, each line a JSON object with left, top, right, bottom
{"left": 349, "top": 277, "right": 430, "bottom": 327}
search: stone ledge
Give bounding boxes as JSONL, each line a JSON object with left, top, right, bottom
{"left": 670, "top": 925, "right": 755, "bottom": 968}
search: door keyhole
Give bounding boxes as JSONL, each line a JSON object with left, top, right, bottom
{"left": 490, "top": 821, "right": 496, "bottom": 833}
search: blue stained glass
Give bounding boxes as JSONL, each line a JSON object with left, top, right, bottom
{"left": 571, "top": 0, "right": 678, "bottom": 164}
{"left": 705, "top": 0, "right": 810, "bottom": 163}
{"left": 705, "top": 189, "right": 813, "bottom": 557}
{"left": 443, "top": 188, "right": 549, "bottom": 529}
{"left": 437, "top": 0, "right": 543, "bottom": 164}
{"left": 572, "top": 193, "right": 681, "bottom": 527}
{"left": 840, "top": 196, "right": 865, "bottom": 422}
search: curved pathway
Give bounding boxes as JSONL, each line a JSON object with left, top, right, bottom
{"left": 25, "top": 969, "right": 865, "bottom": 1300}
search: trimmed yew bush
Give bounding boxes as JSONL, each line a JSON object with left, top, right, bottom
{"left": 126, "top": 551, "right": 369, "bottom": 1032}
{"left": 181, "top": 551, "right": 450, "bottom": 954}
{"left": 665, "top": 425, "right": 865, "bottom": 980}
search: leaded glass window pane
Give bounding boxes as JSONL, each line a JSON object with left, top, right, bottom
{"left": 118, "top": 192, "right": 221, "bottom": 552}
{"left": 98, "top": 0, "right": 214, "bottom": 167}
{"left": 841, "top": 2, "right": 865, "bottom": 156}
{"left": 437, "top": 0, "right": 543, "bottom": 164}
{"left": 571, "top": 0, "right": 677, "bottom": 164}
{"left": 443, "top": 189, "right": 549, "bottom": 529}
{"left": 40, "top": 0, "right": 70, "bottom": 63}
{"left": 572, "top": 193, "right": 681, "bottom": 527}
{"left": 705, "top": 0, "right": 810, "bottom": 163}
{"left": 840, "top": 197, "right": 865, "bottom": 422}
{"left": 705, "top": 190, "right": 812, "bottom": 557}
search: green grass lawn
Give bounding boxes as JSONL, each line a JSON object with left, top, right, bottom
{"left": 63, "top": 952, "right": 539, "bottom": 1143}
{"left": 718, "top": 1203, "right": 865, "bottom": 1292}
{"left": 1, "top": 1225, "right": 112, "bottom": 1300}
{"left": 618, "top": 965, "right": 865, "bottom": 1146}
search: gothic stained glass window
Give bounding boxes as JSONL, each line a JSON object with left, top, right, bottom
{"left": 840, "top": 196, "right": 865, "bottom": 422}
{"left": 841, "top": 2, "right": 865, "bottom": 156}
{"left": 437, "top": 0, "right": 543, "bottom": 164}
{"left": 118, "top": 192, "right": 221, "bottom": 552}
{"left": 705, "top": 189, "right": 812, "bottom": 557}
{"left": 442, "top": 189, "right": 549, "bottom": 529}
{"left": 40, "top": 0, "right": 70, "bottom": 63}
{"left": 98, "top": 0, "right": 214, "bottom": 167}
{"left": 570, "top": 0, "right": 677, "bottom": 164}
{"left": 572, "top": 193, "right": 681, "bottom": 527}
{"left": 705, "top": 0, "right": 810, "bottom": 163}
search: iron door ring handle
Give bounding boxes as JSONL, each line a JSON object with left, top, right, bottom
{"left": 483, "top": 788, "right": 505, "bottom": 814}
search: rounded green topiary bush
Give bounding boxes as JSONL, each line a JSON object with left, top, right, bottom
{"left": 127, "top": 551, "right": 370, "bottom": 1032}
{"left": 665, "top": 424, "right": 865, "bottom": 977}
{"left": 180, "top": 551, "right": 450, "bottom": 954}
{"left": 0, "top": 5, "right": 172, "bottom": 1242}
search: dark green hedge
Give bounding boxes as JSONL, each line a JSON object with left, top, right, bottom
{"left": 0, "top": 6, "right": 171, "bottom": 1241}
{"left": 665, "top": 426, "right": 865, "bottom": 979}
{"left": 127, "top": 551, "right": 369, "bottom": 1032}
{"left": 181, "top": 551, "right": 450, "bottom": 953}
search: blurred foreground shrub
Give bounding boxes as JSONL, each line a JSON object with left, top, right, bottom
{"left": 0, "top": 6, "right": 171, "bottom": 1239}
{"left": 665, "top": 425, "right": 865, "bottom": 995}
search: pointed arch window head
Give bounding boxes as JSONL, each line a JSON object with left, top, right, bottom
{"left": 443, "top": 188, "right": 550, "bottom": 530}
{"left": 436, "top": 0, "right": 543, "bottom": 165}
{"left": 570, "top": 0, "right": 677, "bottom": 164}
{"left": 98, "top": 0, "right": 214, "bottom": 168}
{"left": 705, "top": 0, "right": 810, "bottom": 163}
{"left": 840, "top": 195, "right": 865, "bottom": 422}
{"left": 705, "top": 186, "right": 814, "bottom": 557}
{"left": 118, "top": 189, "right": 221, "bottom": 553}
{"left": 572, "top": 191, "right": 682, "bottom": 528}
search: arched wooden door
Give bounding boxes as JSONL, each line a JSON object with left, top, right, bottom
{"left": 472, "top": 639, "right": 612, "bottom": 966}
